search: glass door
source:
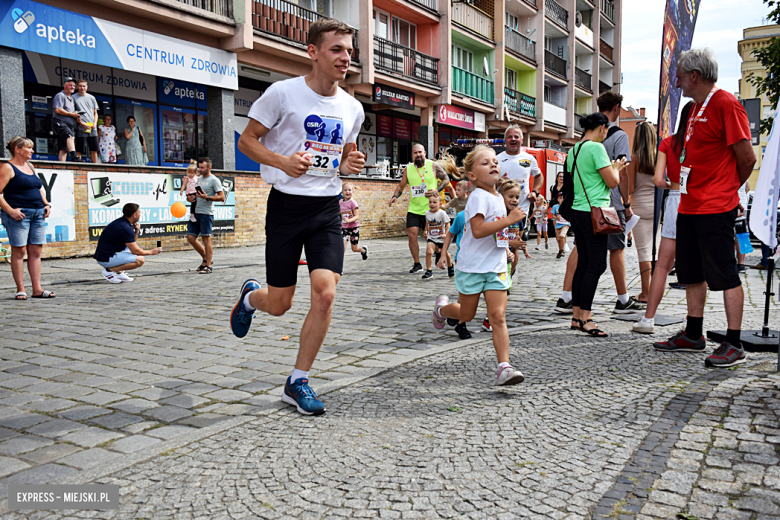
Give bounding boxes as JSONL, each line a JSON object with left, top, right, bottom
{"left": 115, "top": 98, "right": 157, "bottom": 166}
{"left": 197, "top": 111, "right": 208, "bottom": 160}
{"left": 160, "top": 105, "right": 197, "bottom": 167}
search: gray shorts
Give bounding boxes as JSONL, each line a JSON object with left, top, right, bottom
{"left": 607, "top": 208, "right": 627, "bottom": 250}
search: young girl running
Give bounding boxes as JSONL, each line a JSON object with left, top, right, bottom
{"left": 533, "top": 196, "right": 549, "bottom": 250}
{"left": 340, "top": 182, "right": 368, "bottom": 260}
{"left": 179, "top": 160, "right": 199, "bottom": 222}
{"left": 432, "top": 146, "right": 526, "bottom": 386}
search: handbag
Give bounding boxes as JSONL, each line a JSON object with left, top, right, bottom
{"left": 571, "top": 141, "right": 623, "bottom": 236}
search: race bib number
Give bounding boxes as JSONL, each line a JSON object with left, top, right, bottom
{"left": 506, "top": 224, "right": 520, "bottom": 241}
{"left": 341, "top": 210, "right": 353, "bottom": 223}
{"left": 428, "top": 224, "right": 443, "bottom": 239}
{"left": 301, "top": 114, "right": 345, "bottom": 177}
{"left": 680, "top": 166, "right": 691, "bottom": 195}
{"left": 411, "top": 183, "right": 427, "bottom": 198}
{"left": 495, "top": 217, "right": 510, "bottom": 248}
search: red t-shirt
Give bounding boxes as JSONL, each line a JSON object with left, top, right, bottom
{"left": 679, "top": 90, "right": 751, "bottom": 215}
{"left": 658, "top": 136, "right": 682, "bottom": 184}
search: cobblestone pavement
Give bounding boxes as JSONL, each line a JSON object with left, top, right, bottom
{"left": 0, "top": 238, "right": 778, "bottom": 519}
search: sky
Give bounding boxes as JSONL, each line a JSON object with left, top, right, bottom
{"left": 620, "top": 0, "right": 771, "bottom": 124}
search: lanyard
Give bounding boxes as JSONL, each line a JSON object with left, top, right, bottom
{"left": 680, "top": 86, "right": 719, "bottom": 164}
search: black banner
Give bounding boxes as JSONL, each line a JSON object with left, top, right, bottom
{"left": 373, "top": 83, "right": 415, "bottom": 110}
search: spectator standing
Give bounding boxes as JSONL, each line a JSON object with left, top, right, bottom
{"left": 627, "top": 121, "right": 658, "bottom": 303}
{"left": 497, "top": 125, "right": 543, "bottom": 219}
{"left": 0, "top": 137, "right": 54, "bottom": 299}
{"left": 186, "top": 157, "right": 225, "bottom": 273}
{"left": 72, "top": 80, "right": 99, "bottom": 163}
{"left": 651, "top": 48, "right": 756, "bottom": 368}
{"left": 94, "top": 203, "right": 162, "bottom": 283}
{"left": 123, "top": 116, "right": 148, "bottom": 166}
{"left": 98, "top": 114, "right": 117, "bottom": 163}
{"left": 51, "top": 77, "right": 82, "bottom": 163}
{"left": 550, "top": 171, "right": 565, "bottom": 205}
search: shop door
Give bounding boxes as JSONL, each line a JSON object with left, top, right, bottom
{"left": 160, "top": 105, "right": 197, "bottom": 167}
{"left": 115, "top": 98, "right": 157, "bottom": 166}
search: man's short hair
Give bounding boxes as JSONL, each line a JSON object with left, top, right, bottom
{"left": 77, "top": 79, "right": 88, "bottom": 86}
{"left": 504, "top": 125, "right": 523, "bottom": 139}
{"left": 412, "top": 142, "right": 425, "bottom": 151}
{"left": 123, "top": 203, "right": 139, "bottom": 218}
{"left": 198, "top": 157, "right": 212, "bottom": 169}
{"left": 307, "top": 19, "right": 354, "bottom": 48}
{"left": 678, "top": 48, "right": 719, "bottom": 82}
{"left": 597, "top": 91, "right": 623, "bottom": 113}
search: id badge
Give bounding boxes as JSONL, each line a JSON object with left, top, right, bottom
{"left": 680, "top": 166, "right": 691, "bottom": 195}
{"left": 411, "top": 183, "right": 427, "bottom": 198}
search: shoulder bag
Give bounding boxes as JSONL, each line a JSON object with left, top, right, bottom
{"left": 572, "top": 142, "right": 623, "bottom": 236}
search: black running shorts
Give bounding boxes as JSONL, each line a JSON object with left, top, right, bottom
{"left": 676, "top": 208, "right": 741, "bottom": 291}
{"left": 266, "top": 188, "right": 343, "bottom": 288}
{"left": 406, "top": 212, "right": 426, "bottom": 230}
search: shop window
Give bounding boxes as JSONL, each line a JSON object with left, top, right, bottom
{"left": 115, "top": 99, "right": 157, "bottom": 165}
{"left": 198, "top": 113, "right": 208, "bottom": 159}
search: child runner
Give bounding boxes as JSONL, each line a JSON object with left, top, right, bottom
{"left": 422, "top": 192, "right": 452, "bottom": 280}
{"left": 444, "top": 180, "right": 470, "bottom": 215}
{"left": 551, "top": 192, "right": 570, "bottom": 258}
{"left": 340, "top": 182, "right": 368, "bottom": 260}
{"left": 432, "top": 146, "right": 526, "bottom": 385}
{"left": 179, "top": 160, "right": 199, "bottom": 222}
{"left": 231, "top": 19, "right": 366, "bottom": 416}
{"left": 533, "top": 196, "right": 549, "bottom": 250}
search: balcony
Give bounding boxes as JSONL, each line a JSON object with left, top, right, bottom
{"left": 374, "top": 37, "right": 439, "bottom": 85}
{"left": 173, "top": 0, "right": 233, "bottom": 17}
{"left": 410, "top": 0, "right": 437, "bottom": 11}
{"left": 575, "top": 67, "right": 591, "bottom": 91}
{"left": 600, "top": 38, "right": 613, "bottom": 62}
{"left": 544, "top": 50, "right": 567, "bottom": 78}
{"left": 504, "top": 88, "right": 536, "bottom": 118}
{"left": 601, "top": 0, "right": 614, "bottom": 23}
{"left": 505, "top": 26, "right": 536, "bottom": 63}
{"left": 545, "top": 0, "right": 568, "bottom": 30}
{"left": 452, "top": 66, "right": 494, "bottom": 104}
{"left": 452, "top": 1, "right": 494, "bottom": 41}
{"left": 575, "top": 22, "right": 594, "bottom": 48}
{"left": 543, "top": 102, "right": 567, "bottom": 126}
{"left": 599, "top": 80, "right": 611, "bottom": 95}
{"left": 252, "top": 0, "right": 360, "bottom": 61}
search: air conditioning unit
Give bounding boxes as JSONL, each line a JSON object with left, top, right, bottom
{"left": 575, "top": 11, "right": 583, "bottom": 28}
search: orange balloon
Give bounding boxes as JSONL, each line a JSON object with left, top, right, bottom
{"left": 171, "top": 201, "right": 187, "bottom": 219}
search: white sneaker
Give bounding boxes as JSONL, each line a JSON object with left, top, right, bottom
{"left": 535, "top": 246, "right": 540, "bottom": 250}
{"left": 496, "top": 365, "right": 524, "bottom": 386}
{"left": 632, "top": 318, "right": 654, "bottom": 334}
{"left": 101, "top": 268, "right": 122, "bottom": 284}
{"left": 116, "top": 272, "right": 134, "bottom": 282}
{"left": 564, "top": 243, "right": 570, "bottom": 252}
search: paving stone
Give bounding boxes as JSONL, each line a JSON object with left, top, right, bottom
{"left": 109, "top": 398, "right": 159, "bottom": 414}
{"left": 202, "top": 389, "right": 252, "bottom": 402}
{"left": 90, "top": 413, "right": 142, "bottom": 430}
{"left": 0, "top": 435, "right": 53, "bottom": 455}
{"left": 158, "top": 394, "right": 210, "bottom": 409}
{"left": 0, "top": 456, "right": 30, "bottom": 478}
{"left": 106, "top": 435, "right": 161, "bottom": 454}
{"left": 145, "top": 426, "right": 195, "bottom": 440}
{"left": 60, "top": 427, "right": 125, "bottom": 448}
{"left": 20, "top": 443, "right": 82, "bottom": 465}
{"left": 142, "top": 406, "right": 194, "bottom": 423}
{"left": 0, "top": 413, "right": 49, "bottom": 430}
{"left": 25, "top": 419, "right": 86, "bottom": 438}
{"left": 59, "top": 448, "right": 122, "bottom": 470}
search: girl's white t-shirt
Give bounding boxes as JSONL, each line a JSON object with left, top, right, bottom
{"left": 247, "top": 76, "right": 365, "bottom": 197}
{"left": 457, "top": 188, "right": 508, "bottom": 273}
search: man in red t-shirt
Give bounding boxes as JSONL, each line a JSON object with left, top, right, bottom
{"left": 653, "top": 49, "right": 756, "bottom": 367}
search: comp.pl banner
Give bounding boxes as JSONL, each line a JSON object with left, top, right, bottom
{"left": 0, "top": 0, "right": 238, "bottom": 89}
{"left": 657, "top": 0, "right": 702, "bottom": 139}
{"left": 87, "top": 172, "right": 236, "bottom": 241}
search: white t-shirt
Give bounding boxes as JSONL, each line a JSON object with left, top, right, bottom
{"left": 425, "top": 209, "right": 450, "bottom": 243}
{"left": 457, "top": 188, "right": 508, "bottom": 274}
{"left": 497, "top": 151, "right": 542, "bottom": 213}
{"left": 247, "top": 76, "right": 365, "bottom": 196}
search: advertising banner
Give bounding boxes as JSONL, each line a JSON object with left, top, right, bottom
{"left": 373, "top": 83, "right": 415, "bottom": 110}
{"left": 0, "top": 0, "right": 238, "bottom": 89}
{"left": 436, "top": 104, "right": 486, "bottom": 132}
{"left": 86, "top": 172, "right": 235, "bottom": 240}
{"left": 393, "top": 119, "right": 411, "bottom": 140}
{"left": 0, "top": 169, "right": 76, "bottom": 243}
{"left": 358, "top": 133, "right": 377, "bottom": 166}
{"left": 377, "top": 115, "right": 393, "bottom": 137}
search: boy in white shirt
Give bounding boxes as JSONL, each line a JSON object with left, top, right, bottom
{"left": 422, "top": 192, "right": 451, "bottom": 280}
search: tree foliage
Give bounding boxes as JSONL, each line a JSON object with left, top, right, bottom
{"left": 747, "top": 0, "right": 780, "bottom": 134}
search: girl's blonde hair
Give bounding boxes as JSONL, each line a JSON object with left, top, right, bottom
{"left": 536, "top": 196, "right": 547, "bottom": 205}
{"left": 462, "top": 145, "right": 493, "bottom": 174}
{"left": 497, "top": 178, "right": 521, "bottom": 195}
{"left": 436, "top": 153, "right": 462, "bottom": 180}
{"left": 186, "top": 159, "right": 197, "bottom": 175}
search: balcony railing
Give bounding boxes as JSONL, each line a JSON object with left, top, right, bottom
{"left": 545, "top": 0, "right": 568, "bottom": 30}
{"left": 575, "top": 67, "right": 592, "bottom": 91}
{"left": 173, "top": 0, "right": 233, "bottom": 17}
{"left": 252, "top": 0, "right": 359, "bottom": 61}
{"left": 601, "top": 0, "right": 614, "bottom": 23}
{"left": 523, "top": 0, "right": 538, "bottom": 6}
{"left": 374, "top": 37, "right": 439, "bottom": 85}
{"left": 600, "top": 38, "right": 614, "bottom": 62}
{"left": 410, "top": 0, "right": 437, "bottom": 10}
{"left": 452, "top": 66, "right": 494, "bottom": 104}
{"left": 574, "top": 113, "right": 585, "bottom": 133}
{"left": 599, "top": 80, "right": 611, "bottom": 95}
{"left": 505, "top": 26, "right": 536, "bottom": 62}
{"left": 504, "top": 88, "right": 536, "bottom": 118}
{"left": 452, "top": 1, "right": 494, "bottom": 41}
{"left": 544, "top": 50, "right": 567, "bottom": 78}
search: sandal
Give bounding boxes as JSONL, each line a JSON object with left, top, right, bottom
{"left": 571, "top": 318, "right": 583, "bottom": 330}
{"left": 15, "top": 291, "right": 27, "bottom": 300}
{"left": 31, "top": 290, "right": 56, "bottom": 298}
{"left": 199, "top": 265, "right": 212, "bottom": 274}
{"left": 580, "top": 319, "right": 608, "bottom": 337}
{"left": 196, "top": 263, "right": 207, "bottom": 272}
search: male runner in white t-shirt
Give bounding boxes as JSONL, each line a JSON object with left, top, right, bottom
{"left": 497, "top": 125, "right": 543, "bottom": 215}
{"left": 231, "top": 19, "right": 366, "bottom": 416}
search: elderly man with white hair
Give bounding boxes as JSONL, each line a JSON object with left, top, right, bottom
{"left": 652, "top": 48, "right": 756, "bottom": 368}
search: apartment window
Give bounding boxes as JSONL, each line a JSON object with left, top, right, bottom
{"left": 452, "top": 45, "right": 474, "bottom": 72}
{"left": 506, "top": 69, "right": 517, "bottom": 90}
{"left": 297, "top": 0, "right": 330, "bottom": 16}
{"left": 393, "top": 18, "right": 417, "bottom": 49}
{"left": 373, "top": 9, "right": 390, "bottom": 40}
{"left": 545, "top": 37, "right": 552, "bottom": 51}
{"left": 544, "top": 85, "right": 551, "bottom": 103}
{"left": 506, "top": 12, "right": 518, "bottom": 31}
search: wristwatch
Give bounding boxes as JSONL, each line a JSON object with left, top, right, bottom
{"left": 624, "top": 202, "right": 631, "bottom": 209}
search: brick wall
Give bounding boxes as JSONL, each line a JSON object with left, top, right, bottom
{"left": 4, "top": 162, "right": 411, "bottom": 260}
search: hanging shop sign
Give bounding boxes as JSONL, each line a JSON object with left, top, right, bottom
{"left": 436, "top": 104, "right": 486, "bottom": 132}
{"left": 373, "top": 83, "right": 415, "bottom": 110}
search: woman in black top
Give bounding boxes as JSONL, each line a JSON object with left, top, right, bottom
{"left": 0, "top": 137, "right": 54, "bottom": 299}
{"left": 550, "top": 171, "right": 565, "bottom": 202}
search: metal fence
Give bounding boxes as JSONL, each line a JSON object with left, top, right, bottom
{"left": 373, "top": 37, "right": 439, "bottom": 85}
{"left": 504, "top": 88, "right": 536, "bottom": 118}
{"left": 575, "top": 67, "right": 592, "bottom": 91}
{"left": 173, "top": 0, "right": 233, "bottom": 17}
{"left": 544, "top": 50, "right": 567, "bottom": 78}
{"left": 545, "top": 0, "right": 568, "bottom": 30}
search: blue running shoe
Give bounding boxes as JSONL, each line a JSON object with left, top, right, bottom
{"left": 282, "top": 377, "right": 326, "bottom": 416}
{"left": 230, "top": 279, "right": 260, "bottom": 338}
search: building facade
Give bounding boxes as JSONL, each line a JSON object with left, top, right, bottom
{"left": 738, "top": 24, "right": 780, "bottom": 188}
{"left": 0, "top": 0, "right": 622, "bottom": 172}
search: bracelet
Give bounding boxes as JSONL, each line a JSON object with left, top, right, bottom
{"left": 44, "top": 204, "right": 51, "bottom": 207}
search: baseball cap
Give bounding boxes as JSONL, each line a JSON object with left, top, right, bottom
{"left": 63, "top": 77, "right": 76, "bottom": 84}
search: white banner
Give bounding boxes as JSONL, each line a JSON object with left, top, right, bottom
{"left": 749, "top": 104, "right": 779, "bottom": 249}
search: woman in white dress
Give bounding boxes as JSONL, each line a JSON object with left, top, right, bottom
{"left": 97, "top": 115, "right": 117, "bottom": 163}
